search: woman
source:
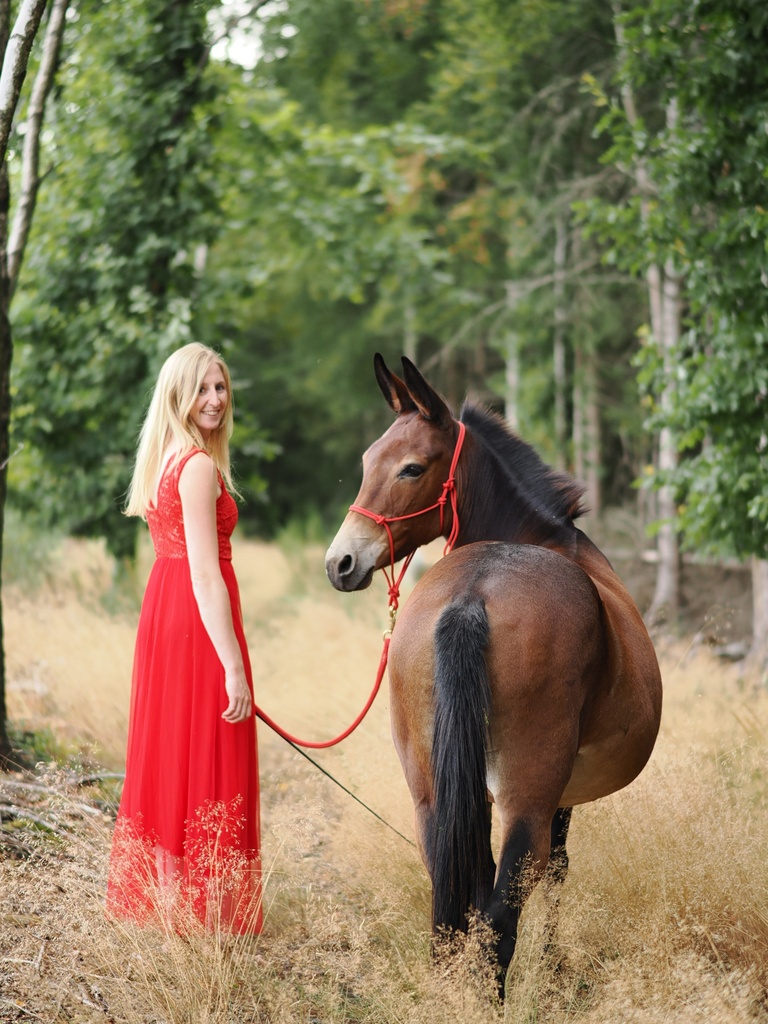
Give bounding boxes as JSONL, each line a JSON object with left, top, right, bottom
{"left": 106, "top": 342, "right": 262, "bottom": 935}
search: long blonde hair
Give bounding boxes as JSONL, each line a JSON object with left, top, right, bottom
{"left": 126, "top": 343, "right": 237, "bottom": 518}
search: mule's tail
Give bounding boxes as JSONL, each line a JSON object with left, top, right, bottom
{"left": 430, "top": 597, "right": 495, "bottom": 934}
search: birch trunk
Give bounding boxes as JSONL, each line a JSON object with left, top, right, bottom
{"left": 573, "top": 343, "right": 601, "bottom": 516}
{"left": 504, "top": 330, "right": 520, "bottom": 431}
{"left": 0, "top": 0, "right": 12, "bottom": 766}
{"left": 0, "top": 0, "right": 47, "bottom": 167}
{"left": 615, "top": 6, "right": 681, "bottom": 624}
{"left": 746, "top": 558, "right": 768, "bottom": 682}
{"left": 573, "top": 344, "right": 583, "bottom": 483}
{"left": 585, "top": 353, "right": 600, "bottom": 516}
{"left": 553, "top": 215, "right": 568, "bottom": 471}
{"left": 0, "top": 160, "right": 10, "bottom": 764}
{"left": 8, "top": 0, "right": 69, "bottom": 293}
{"left": 404, "top": 297, "right": 417, "bottom": 364}
{"left": 0, "top": 0, "right": 66, "bottom": 766}
{"left": 647, "top": 259, "right": 681, "bottom": 622}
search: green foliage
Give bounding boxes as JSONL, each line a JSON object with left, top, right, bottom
{"left": 1, "top": 506, "right": 63, "bottom": 592}
{"left": 196, "top": 58, "right": 487, "bottom": 531}
{"left": 8, "top": 0, "right": 679, "bottom": 548}
{"left": 584, "top": 0, "right": 768, "bottom": 557}
{"left": 6, "top": 721, "right": 77, "bottom": 768}
{"left": 258, "top": 0, "right": 440, "bottom": 129}
{"left": 10, "top": 0, "right": 228, "bottom": 557}
{"left": 231, "top": 0, "right": 648, "bottom": 521}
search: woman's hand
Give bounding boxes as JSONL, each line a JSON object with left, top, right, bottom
{"left": 222, "top": 667, "right": 253, "bottom": 723}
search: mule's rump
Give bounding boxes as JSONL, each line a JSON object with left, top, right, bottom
{"left": 389, "top": 542, "right": 662, "bottom": 813}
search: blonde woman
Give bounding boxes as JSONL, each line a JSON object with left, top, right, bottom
{"left": 106, "top": 343, "right": 262, "bottom": 934}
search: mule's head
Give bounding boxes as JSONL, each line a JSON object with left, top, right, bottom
{"left": 325, "top": 354, "right": 458, "bottom": 592}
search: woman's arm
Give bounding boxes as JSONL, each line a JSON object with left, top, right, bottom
{"left": 178, "top": 451, "right": 252, "bottom": 724}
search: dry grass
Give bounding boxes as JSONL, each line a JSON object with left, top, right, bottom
{"left": 2, "top": 532, "right": 768, "bottom": 1022}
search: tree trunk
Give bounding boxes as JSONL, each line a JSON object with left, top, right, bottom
{"left": 404, "top": 296, "right": 417, "bottom": 364}
{"left": 0, "top": 160, "right": 12, "bottom": 766}
{"left": 8, "top": 0, "right": 69, "bottom": 293}
{"left": 614, "top": 9, "right": 682, "bottom": 624}
{"left": 0, "top": 1, "right": 67, "bottom": 768}
{"left": 0, "top": 0, "right": 47, "bottom": 167}
{"left": 642, "top": 256, "right": 679, "bottom": 624}
{"left": 0, "top": 0, "right": 10, "bottom": 767}
{"left": 647, "top": 257, "right": 682, "bottom": 624}
{"left": 552, "top": 214, "right": 568, "bottom": 471}
{"left": 584, "top": 353, "right": 600, "bottom": 516}
{"left": 504, "top": 330, "right": 519, "bottom": 430}
{"left": 573, "top": 342, "right": 601, "bottom": 516}
{"left": 573, "top": 345, "right": 583, "bottom": 481}
{"left": 746, "top": 557, "right": 768, "bottom": 682}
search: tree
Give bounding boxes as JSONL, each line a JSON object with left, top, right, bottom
{"left": 10, "top": 0, "right": 667, "bottom": 576}
{"left": 196, "top": 0, "right": 654, "bottom": 533}
{"left": 610, "top": 8, "right": 682, "bottom": 624}
{"left": 585, "top": 0, "right": 768, "bottom": 650}
{"left": 0, "top": 0, "right": 70, "bottom": 766}
{"left": 11, "top": 0, "right": 224, "bottom": 559}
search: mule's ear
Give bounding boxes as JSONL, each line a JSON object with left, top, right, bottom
{"left": 374, "top": 352, "right": 417, "bottom": 414}
{"left": 401, "top": 357, "right": 453, "bottom": 427}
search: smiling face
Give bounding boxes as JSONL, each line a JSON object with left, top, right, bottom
{"left": 191, "top": 362, "right": 229, "bottom": 441}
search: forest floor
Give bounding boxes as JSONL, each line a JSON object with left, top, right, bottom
{"left": 1, "top": 528, "right": 767, "bottom": 1023}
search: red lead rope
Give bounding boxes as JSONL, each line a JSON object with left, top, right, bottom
{"left": 254, "top": 639, "right": 389, "bottom": 749}
{"left": 254, "top": 420, "right": 465, "bottom": 749}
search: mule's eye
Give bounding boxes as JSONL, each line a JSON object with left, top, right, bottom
{"left": 399, "top": 463, "right": 424, "bottom": 479}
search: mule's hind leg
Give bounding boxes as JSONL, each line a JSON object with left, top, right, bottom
{"left": 547, "top": 806, "right": 572, "bottom": 886}
{"left": 542, "top": 807, "right": 573, "bottom": 957}
{"left": 481, "top": 813, "right": 553, "bottom": 999}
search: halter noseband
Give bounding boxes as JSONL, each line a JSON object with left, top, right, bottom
{"left": 349, "top": 419, "right": 466, "bottom": 624}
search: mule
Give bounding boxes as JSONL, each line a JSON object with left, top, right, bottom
{"left": 325, "top": 354, "right": 662, "bottom": 996}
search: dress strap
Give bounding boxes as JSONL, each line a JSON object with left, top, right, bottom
{"left": 153, "top": 448, "right": 210, "bottom": 504}
{"left": 171, "top": 448, "right": 227, "bottom": 501}
{"left": 172, "top": 447, "right": 209, "bottom": 478}
{"left": 159, "top": 446, "right": 208, "bottom": 481}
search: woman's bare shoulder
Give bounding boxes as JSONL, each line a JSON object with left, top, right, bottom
{"left": 179, "top": 450, "right": 216, "bottom": 487}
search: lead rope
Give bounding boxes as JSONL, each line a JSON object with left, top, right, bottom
{"left": 252, "top": 420, "right": 465, "bottom": 843}
{"left": 267, "top": 731, "right": 416, "bottom": 847}
{"left": 253, "top": 639, "right": 389, "bottom": 750}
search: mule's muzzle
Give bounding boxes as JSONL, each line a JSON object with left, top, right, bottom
{"left": 325, "top": 550, "right": 375, "bottom": 592}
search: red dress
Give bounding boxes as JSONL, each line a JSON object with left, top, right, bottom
{"left": 106, "top": 450, "right": 262, "bottom": 934}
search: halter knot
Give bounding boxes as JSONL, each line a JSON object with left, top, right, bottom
{"left": 438, "top": 479, "right": 455, "bottom": 505}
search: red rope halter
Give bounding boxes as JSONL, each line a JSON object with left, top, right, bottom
{"left": 349, "top": 419, "right": 466, "bottom": 623}
{"left": 253, "top": 419, "right": 465, "bottom": 749}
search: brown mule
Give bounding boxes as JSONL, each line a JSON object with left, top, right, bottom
{"left": 325, "top": 355, "right": 662, "bottom": 997}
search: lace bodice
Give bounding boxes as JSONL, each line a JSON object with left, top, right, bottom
{"left": 147, "top": 450, "right": 238, "bottom": 560}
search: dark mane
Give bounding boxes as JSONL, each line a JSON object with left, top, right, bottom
{"left": 460, "top": 402, "right": 586, "bottom": 530}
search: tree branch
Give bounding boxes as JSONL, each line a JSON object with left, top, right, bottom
{"left": 199, "top": 0, "right": 275, "bottom": 73}
{"left": 0, "top": 3, "right": 11, "bottom": 65}
{"left": 8, "top": 0, "right": 69, "bottom": 294}
{"left": 0, "top": 0, "right": 48, "bottom": 168}
{"left": 504, "top": 255, "right": 601, "bottom": 303}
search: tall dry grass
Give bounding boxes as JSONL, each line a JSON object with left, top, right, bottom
{"left": 2, "top": 530, "right": 768, "bottom": 1022}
